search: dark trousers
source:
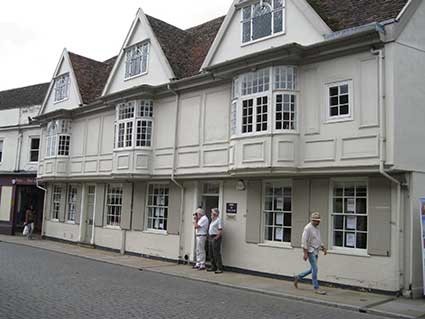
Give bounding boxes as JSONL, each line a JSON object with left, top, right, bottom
{"left": 208, "top": 236, "right": 223, "bottom": 271}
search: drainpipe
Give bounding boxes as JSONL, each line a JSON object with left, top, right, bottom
{"left": 167, "top": 84, "right": 185, "bottom": 262}
{"left": 371, "top": 48, "right": 404, "bottom": 292}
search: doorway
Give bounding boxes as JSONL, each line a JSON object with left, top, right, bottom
{"left": 84, "top": 185, "right": 96, "bottom": 244}
{"left": 200, "top": 182, "right": 220, "bottom": 261}
{"left": 14, "top": 186, "right": 44, "bottom": 235}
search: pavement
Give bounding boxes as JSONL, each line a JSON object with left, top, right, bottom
{"left": 1, "top": 234, "right": 424, "bottom": 319}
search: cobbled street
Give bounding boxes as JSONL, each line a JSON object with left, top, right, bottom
{"left": 0, "top": 242, "right": 390, "bottom": 319}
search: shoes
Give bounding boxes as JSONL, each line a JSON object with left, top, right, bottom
{"left": 314, "top": 289, "right": 327, "bottom": 295}
{"left": 198, "top": 266, "right": 206, "bottom": 270}
{"left": 192, "top": 264, "right": 199, "bottom": 269}
{"left": 214, "top": 270, "right": 223, "bottom": 274}
{"left": 294, "top": 277, "right": 299, "bottom": 289}
{"left": 206, "top": 268, "right": 217, "bottom": 272}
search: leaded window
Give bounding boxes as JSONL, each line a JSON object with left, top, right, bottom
{"left": 106, "top": 185, "right": 123, "bottom": 227}
{"left": 264, "top": 182, "right": 292, "bottom": 243}
{"left": 125, "top": 42, "right": 149, "bottom": 78}
{"left": 331, "top": 182, "right": 368, "bottom": 250}
{"left": 241, "top": 0, "right": 285, "bottom": 44}
{"left": 273, "top": 66, "right": 296, "bottom": 90}
{"left": 54, "top": 73, "right": 70, "bottom": 102}
{"left": 147, "top": 184, "right": 169, "bottom": 231}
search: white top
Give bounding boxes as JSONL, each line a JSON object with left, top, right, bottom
{"left": 209, "top": 218, "right": 223, "bottom": 235}
{"left": 196, "top": 215, "right": 209, "bottom": 235}
{"left": 301, "top": 222, "right": 323, "bottom": 254}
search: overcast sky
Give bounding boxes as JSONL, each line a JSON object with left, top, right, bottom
{"left": 0, "top": 0, "right": 231, "bottom": 91}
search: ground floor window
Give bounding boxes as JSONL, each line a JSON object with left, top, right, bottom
{"left": 147, "top": 184, "right": 169, "bottom": 231}
{"left": 263, "top": 182, "right": 292, "bottom": 243}
{"left": 106, "top": 185, "right": 123, "bottom": 226}
{"left": 52, "top": 185, "right": 62, "bottom": 220}
{"left": 67, "top": 185, "right": 77, "bottom": 222}
{"left": 331, "top": 182, "right": 368, "bottom": 250}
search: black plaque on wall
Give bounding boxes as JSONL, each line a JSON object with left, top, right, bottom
{"left": 226, "top": 203, "right": 237, "bottom": 214}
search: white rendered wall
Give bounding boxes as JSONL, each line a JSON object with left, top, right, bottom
{"left": 0, "top": 186, "right": 12, "bottom": 221}
{"left": 44, "top": 220, "right": 79, "bottom": 242}
{"left": 126, "top": 231, "right": 180, "bottom": 260}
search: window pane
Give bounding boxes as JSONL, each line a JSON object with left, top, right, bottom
{"left": 356, "top": 233, "right": 367, "bottom": 249}
{"left": 345, "top": 232, "right": 355, "bottom": 248}
{"left": 356, "top": 198, "right": 367, "bottom": 214}
{"left": 333, "top": 198, "right": 343, "bottom": 213}
{"left": 283, "top": 228, "right": 291, "bottom": 242}
{"left": 334, "top": 231, "right": 343, "bottom": 247}
{"left": 333, "top": 215, "right": 343, "bottom": 230}
{"left": 252, "top": 4, "right": 272, "bottom": 40}
{"left": 357, "top": 216, "right": 368, "bottom": 231}
{"left": 265, "top": 227, "right": 273, "bottom": 241}
{"left": 273, "top": 9, "right": 283, "bottom": 33}
{"left": 284, "top": 213, "right": 291, "bottom": 226}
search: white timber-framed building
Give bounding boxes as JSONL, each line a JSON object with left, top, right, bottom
{"left": 33, "top": 0, "right": 425, "bottom": 297}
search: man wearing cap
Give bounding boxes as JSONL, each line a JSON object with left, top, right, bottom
{"left": 294, "top": 212, "right": 327, "bottom": 295}
{"left": 193, "top": 208, "right": 209, "bottom": 270}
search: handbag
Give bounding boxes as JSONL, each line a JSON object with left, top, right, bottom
{"left": 23, "top": 225, "right": 29, "bottom": 236}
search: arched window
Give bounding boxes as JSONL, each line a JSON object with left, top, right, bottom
{"left": 241, "top": 0, "right": 285, "bottom": 43}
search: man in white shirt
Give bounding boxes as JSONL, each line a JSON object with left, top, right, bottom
{"left": 294, "top": 212, "right": 327, "bottom": 295}
{"left": 207, "top": 208, "right": 223, "bottom": 274}
{"left": 193, "top": 208, "right": 209, "bottom": 270}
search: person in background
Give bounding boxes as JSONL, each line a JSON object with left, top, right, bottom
{"left": 193, "top": 208, "right": 209, "bottom": 270}
{"left": 24, "top": 205, "right": 35, "bottom": 240}
{"left": 294, "top": 212, "right": 327, "bottom": 295}
{"left": 207, "top": 208, "right": 223, "bottom": 274}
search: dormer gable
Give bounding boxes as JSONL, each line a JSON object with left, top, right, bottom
{"left": 202, "top": 0, "right": 331, "bottom": 69}
{"left": 102, "top": 8, "right": 176, "bottom": 96}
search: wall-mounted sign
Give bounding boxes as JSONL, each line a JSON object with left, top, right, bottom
{"left": 226, "top": 203, "right": 237, "bottom": 214}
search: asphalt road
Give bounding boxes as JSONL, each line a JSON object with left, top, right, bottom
{"left": 0, "top": 242, "right": 389, "bottom": 319}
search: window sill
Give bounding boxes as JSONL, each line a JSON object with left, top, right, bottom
{"left": 65, "top": 221, "right": 76, "bottom": 225}
{"left": 327, "top": 248, "right": 370, "bottom": 258}
{"left": 325, "top": 117, "right": 353, "bottom": 124}
{"left": 241, "top": 31, "right": 286, "bottom": 47}
{"left": 230, "top": 131, "right": 299, "bottom": 140}
{"left": 53, "top": 97, "right": 69, "bottom": 105}
{"left": 124, "top": 71, "right": 148, "bottom": 82}
{"left": 113, "top": 147, "right": 153, "bottom": 152}
{"left": 50, "top": 219, "right": 60, "bottom": 223}
{"left": 258, "top": 242, "right": 293, "bottom": 250}
{"left": 104, "top": 225, "right": 121, "bottom": 230}
{"left": 143, "top": 229, "right": 168, "bottom": 236}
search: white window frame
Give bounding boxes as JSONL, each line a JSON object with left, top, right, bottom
{"left": 232, "top": 66, "right": 298, "bottom": 137}
{"left": 241, "top": 0, "right": 286, "bottom": 45}
{"left": 325, "top": 80, "right": 353, "bottom": 123}
{"left": 329, "top": 179, "right": 369, "bottom": 255}
{"left": 262, "top": 180, "right": 292, "bottom": 247}
{"left": 66, "top": 185, "right": 78, "bottom": 223}
{"left": 146, "top": 183, "right": 169, "bottom": 232}
{"left": 124, "top": 42, "right": 150, "bottom": 79}
{"left": 115, "top": 100, "right": 154, "bottom": 150}
{"left": 52, "top": 185, "right": 62, "bottom": 221}
{"left": 46, "top": 120, "right": 71, "bottom": 158}
{"left": 106, "top": 184, "right": 123, "bottom": 227}
{"left": 54, "top": 73, "right": 70, "bottom": 103}
{"left": 274, "top": 92, "right": 298, "bottom": 132}
{"left": 29, "top": 137, "right": 40, "bottom": 163}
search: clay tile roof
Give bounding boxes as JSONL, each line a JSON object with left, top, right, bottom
{"left": 0, "top": 83, "right": 49, "bottom": 110}
{"left": 68, "top": 52, "right": 113, "bottom": 104}
{"left": 306, "top": 0, "right": 409, "bottom": 31}
{"left": 146, "top": 15, "right": 225, "bottom": 79}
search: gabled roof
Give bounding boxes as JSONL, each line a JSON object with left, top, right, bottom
{"left": 146, "top": 15, "right": 225, "bottom": 79}
{"left": 68, "top": 52, "right": 114, "bottom": 104}
{"left": 306, "top": 0, "right": 409, "bottom": 31}
{"left": 0, "top": 83, "right": 50, "bottom": 110}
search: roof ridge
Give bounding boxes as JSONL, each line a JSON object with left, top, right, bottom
{"left": 68, "top": 51, "right": 108, "bottom": 66}
{"left": 185, "top": 15, "right": 226, "bottom": 33}
{"left": 145, "top": 14, "right": 188, "bottom": 35}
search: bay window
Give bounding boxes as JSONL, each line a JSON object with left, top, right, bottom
{"left": 46, "top": 120, "right": 71, "bottom": 157}
{"left": 115, "top": 100, "right": 153, "bottom": 149}
{"left": 241, "top": 0, "right": 285, "bottom": 44}
{"left": 232, "top": 66, "right": 297, "bottom": 136}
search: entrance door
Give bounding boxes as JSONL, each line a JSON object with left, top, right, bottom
{"left": 84, "top": 186, "right": 96, "bottom": 243}
{"left": 200, "top": 182, "right": 220, "bottom": 262}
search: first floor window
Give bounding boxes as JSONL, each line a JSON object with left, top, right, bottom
{"left": 30, "top": 137, "right": 40, "bottom": 162}
{"left": 275, "top": 93, "right": 296, "bottom": 130}
{"left": 331, "top": 182, "right": 368, "bottom": 250}
{"left": 52, "top": 185, "right": 62, "bottom": 220}
{"left": 106, "top": 185, "right": 123, "bottom": 226}
{"left": 46, "top": 120, "right": 71, "bottom": 157}
{"left": 242, "top": 96, "right": 268, "bottom": 134}
{"left": 147, "top": 184, "right": 169, "bottom": 231}
{"left": 67, "top": 185, "right": 77, "bottom": 222}
{"left": 136, "top": 120, "right": 152, "bottom": 147}
{"left": 328, "top": 81, "right": 351, "bottom": 120}
{"left": 264, "top": 182, "right": 292, "bottom": 243}
{"left": 230, "top": 101, "right": 237, "bottom": 136}
{"left": 58, "top": 135, "right": 70, "bottom": 156}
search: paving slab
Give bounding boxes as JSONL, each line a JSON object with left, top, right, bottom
{"left": 1, "top": 234, "right": 423, "bottom": 318}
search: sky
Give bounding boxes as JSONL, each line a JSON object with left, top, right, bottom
{"left": 0, "top": 0, "right": 231, "bottom": 91}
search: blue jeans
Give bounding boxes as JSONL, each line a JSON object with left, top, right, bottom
{"left": 297, "top": 253, "right": 319, "bottom": 289}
